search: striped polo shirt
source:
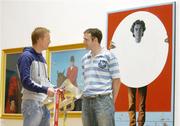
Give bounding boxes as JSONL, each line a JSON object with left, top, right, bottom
{"left": 81, "top": 49, "right": 120, "bottom": 97}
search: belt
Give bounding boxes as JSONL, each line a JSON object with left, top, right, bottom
{"left": 83, "top": 93, "right": 111, "bottom": 99}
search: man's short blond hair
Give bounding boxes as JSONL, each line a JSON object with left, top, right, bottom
{"left": 31, "top": 27, "right": 50, "bottom": 45}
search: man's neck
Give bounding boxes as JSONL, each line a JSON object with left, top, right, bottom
{"left": 91, "top": 46, "right": 102, "bottom": 57}
{"left": 33, "top": 45, "right": 42, "bottom": 53}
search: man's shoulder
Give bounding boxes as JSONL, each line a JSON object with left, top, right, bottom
{"left": 82, "top": 51, "right": 91, "bottom": 60}
{"left": 20, "top": 50, "right": 34, "bottom": 59}
{"left": 102, "top": 49, "right": 111, "bottom": 54}
{"left": 18, "top": 49, "right": 36, "bottom": 63}
{"left": 101, "top": 49, "right": 117, "bottom": 61}
{"left": 101, "top": 49, "right": 112, "bottom": 57}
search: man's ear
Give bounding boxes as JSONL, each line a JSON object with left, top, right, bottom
{"left": 36, "top": 38, "right": 41, "bottom": 43}
{"left": 93, "top": 37, "right": 98, "bottom": 43}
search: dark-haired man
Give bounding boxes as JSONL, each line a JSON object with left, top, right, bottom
{"left": 81, "top": 28, "right": 121, "bottom": 126}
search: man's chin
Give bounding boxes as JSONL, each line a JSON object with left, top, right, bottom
{"left": 135, "top": 40, "right": 141, "bottom": 43}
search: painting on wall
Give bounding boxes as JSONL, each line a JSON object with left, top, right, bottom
{"left": 47, "top": 43, "right": 88, "bottom": 114}
{"left": 0, "top": 48, "right": 23, "bottom": 118}
{"left": 107, "top": 2, "right": 176, "bottom": 126}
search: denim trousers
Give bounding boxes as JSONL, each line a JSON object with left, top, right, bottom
{"left": 21, "top": 99, "right": 50, "bottom": 126}
{"left": 82, "top": 94, "right": 115, "bottom": 126}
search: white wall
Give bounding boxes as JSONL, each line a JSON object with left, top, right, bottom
{"left": 0, "top": 0, "right": 2, "bottom": 121}
{"left": 0, "top": 0, "right": 179, "bottom": 126}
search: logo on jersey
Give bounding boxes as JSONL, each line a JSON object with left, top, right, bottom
{"left": 98, "top": 60, "right": 107, "bottom": 69}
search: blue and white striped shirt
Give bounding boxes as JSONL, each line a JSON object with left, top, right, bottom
{"left": 82, "top": 49, "right": 120, "bottom": 97}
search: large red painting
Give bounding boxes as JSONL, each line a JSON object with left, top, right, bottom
{"left": 107, "top": 3, "right": 175, "bottom": 112}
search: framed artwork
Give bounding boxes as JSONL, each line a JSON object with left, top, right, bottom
{"left": 0, "top": 48, "right": 23, "bottom": 119}
{"left": 107, "top": 2, "right": 176, "bottom": 126}
{"left": 46, "top": 43, "right": 87, "bottom": 117}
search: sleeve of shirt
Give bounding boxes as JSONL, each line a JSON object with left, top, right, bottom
{"left": 108, "top": 52, "right": 120, "bottom": 79}
{"left": 81, "top": 56, "right": 85, "bottom": 77}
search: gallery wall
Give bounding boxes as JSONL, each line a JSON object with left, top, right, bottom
{"left": 0, "top": 0, "right": 179, "bottom": 126}
{"left": 0, "top": 0, "right": 2, "bottom": 120}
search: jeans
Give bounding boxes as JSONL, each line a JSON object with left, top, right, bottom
{"left": 73, "top": 98, "right": 82, "bottom": 111}
{"left": 21, "top": 99, "right": 50, "bottom": 126}
{"left": 82, "top": 94, "right": 115, "bottom": 126}
{"left": 128, "top": 86, "right": 147, "bottom": 126}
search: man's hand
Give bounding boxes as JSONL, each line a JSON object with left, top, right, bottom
{"left": 47, "top": 87, "right": 55, "bottom": 97}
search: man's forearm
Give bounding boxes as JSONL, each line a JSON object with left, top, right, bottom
{"left": 112, "top": 78, "right": 121, "bottom": 103}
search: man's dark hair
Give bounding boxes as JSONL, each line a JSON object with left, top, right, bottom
{"left": 130, "top": 20, "right": 146, "bottom": 37}
{"left": 84, "top": 28, "right": 102, "bottom": 44}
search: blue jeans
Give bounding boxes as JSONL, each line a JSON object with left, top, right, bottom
{"left": 21, "top": 99, "right": 50, "bottom": 126}
{"left": 82, "top": 94, "right": 115, "bottom": 126}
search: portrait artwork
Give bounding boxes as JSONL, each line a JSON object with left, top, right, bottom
{"left": 107, "top": 3, "right": 175, "bottom": 126}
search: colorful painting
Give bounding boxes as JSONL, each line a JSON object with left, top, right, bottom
{"left": 47, "top": 43, "right": 88, "bottom": 113}
{"left": 0, "top": 48, "right": 23, "bottom": 118}
{"left": 107, "top": 2, "right": 175, "bottom": 126}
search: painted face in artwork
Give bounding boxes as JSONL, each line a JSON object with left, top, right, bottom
{"left": 133, "top": 24, "right": 144, "bottom": 43}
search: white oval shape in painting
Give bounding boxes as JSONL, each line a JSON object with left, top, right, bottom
{"left": 111, "top": 11, "right": 169, "bottom": 88}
